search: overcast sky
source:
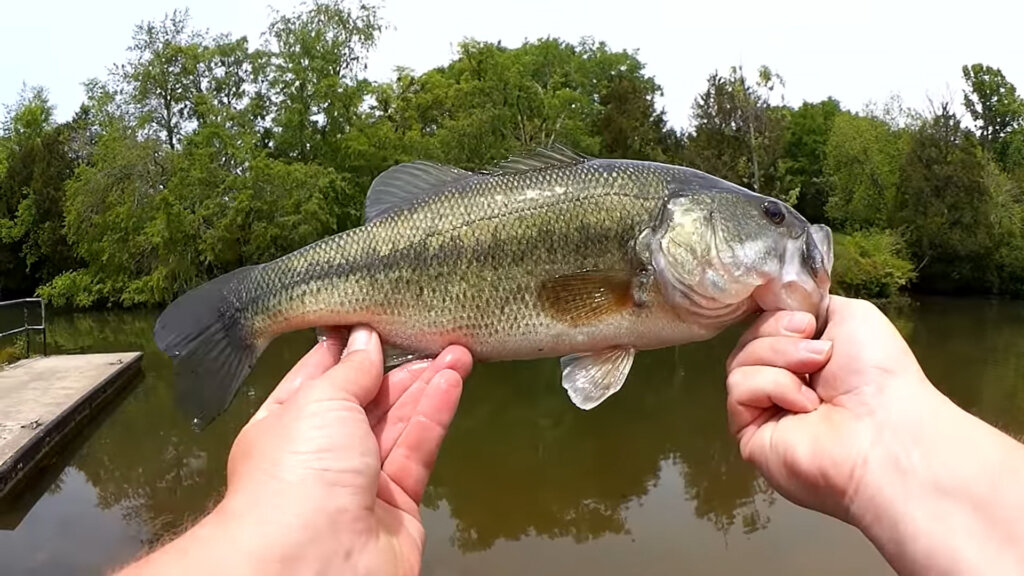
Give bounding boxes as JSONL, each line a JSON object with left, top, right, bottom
{"left": 2, "top": 0, "right": 1021, "bottom": 130}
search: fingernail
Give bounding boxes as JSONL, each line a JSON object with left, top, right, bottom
{"left": 800, "top": 339, "right": 832, "bottom": 357}
{"left": 343, "top": 325, "right": 374, "bottom": 356}
{"left": 783, "top": 313, "right": 811, "bottom": 335}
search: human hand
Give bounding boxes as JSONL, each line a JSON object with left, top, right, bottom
{"left": 225, "top": 326, "right": 473, "bottom": 575}
{"left": 117, "top": 326, "right": 472, "bottom": 576}
{"left": 723, "top": 295, "right": 940, "bottom": 523}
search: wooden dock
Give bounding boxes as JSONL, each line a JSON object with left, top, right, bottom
{"left": 0, "top": 353, "right": 143, "bottom": 499}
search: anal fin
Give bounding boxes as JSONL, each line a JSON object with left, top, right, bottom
{"left": 383, "top": 344, "right": 433, "bottom": 367}
{"left": 559, "top": 347, "right": 636, "bottom": 409}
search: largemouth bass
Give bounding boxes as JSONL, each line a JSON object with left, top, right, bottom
{"left": 154, "top": 146, "right": 834, "bottom": 428}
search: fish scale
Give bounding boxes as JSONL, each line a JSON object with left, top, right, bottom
{"left": 154, "top": 146, "right": 833, "bottom": 429}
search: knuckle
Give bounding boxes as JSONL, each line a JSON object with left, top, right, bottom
{"left": 724, "top": 349, "right": 740, "bottom": 371}
{"left": 848, "top": 297, "right": 879, "bottom": 316}
{"left": 725, "top": 365, "right": 763, "bottom": 397}
{"left": 725, "top": 369, "right": 743, "bottom": 393}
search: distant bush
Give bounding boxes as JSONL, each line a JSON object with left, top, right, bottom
{"left": 831, "top": 229, "right": 916, "bottom": 302}
{"left": 0, "top": 334, "right": 27, "bottom": 366}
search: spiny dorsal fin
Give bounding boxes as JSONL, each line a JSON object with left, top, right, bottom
{"left": 364, "top": 161, "right": 473, "bottom": 223}
{"left": 483, "top": 144, "right": 591, "bottom": 176}
{"left": 538, "top": 269, "right": 634, "bottom": 326}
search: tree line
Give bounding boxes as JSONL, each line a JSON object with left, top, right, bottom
{"left": 1, "top": 0, "right": 1022, "bottom": 309}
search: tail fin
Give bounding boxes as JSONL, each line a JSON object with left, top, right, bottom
{"left": 154, "top": 265, "right": 261, "bottom": 430}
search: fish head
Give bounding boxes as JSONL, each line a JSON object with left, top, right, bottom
{"left": 650, "top": 173, "right": 834, "bottom": 334}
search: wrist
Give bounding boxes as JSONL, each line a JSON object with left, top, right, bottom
{"left": 848, "top": 385, "right": 1024, "bottom": 575}
{"left": 115, "top": 491, "right": 373, "bottom": 576}
{"left": 214, "top": 490, "right": 376, "bottom": 574}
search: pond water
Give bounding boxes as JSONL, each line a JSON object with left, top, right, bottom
{"left": 1, "top": 296, "right": 1023, "bottom": 575}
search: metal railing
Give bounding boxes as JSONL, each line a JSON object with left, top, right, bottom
{"left": 0, "top": 298, "right": 47, "bottom": 357}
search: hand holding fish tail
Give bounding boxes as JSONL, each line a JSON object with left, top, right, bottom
{"left": 115, "top": 326, "right": 473, "bottom": 576}
{"left": 725, "top": 296, "right": 1024, "bottom": 576}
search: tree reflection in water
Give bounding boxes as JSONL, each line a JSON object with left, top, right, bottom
{"left": 36, "top": 308, "right": 780, "bottom": 551}
{"left": 45, "top": 299, "right": 1024, "bottom": 557}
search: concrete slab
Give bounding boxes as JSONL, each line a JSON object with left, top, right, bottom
{"left": 0, "top": 353, "right": 142, "bottom": 499}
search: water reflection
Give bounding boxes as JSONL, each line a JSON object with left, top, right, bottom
{"left": 16, "top": 309, "right": 774, "bottom": 549}
{"left": 1, "top": 297, "right": 1023, "bottom": 575}
{"left": 7, "top": 310, "right": 318, "bottom": 545}
{"left": 903, "top": 296, "right": 1024, "bottom": 437}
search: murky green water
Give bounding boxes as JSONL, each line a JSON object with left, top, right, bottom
{"left": 1, "top": 296, "right": 1023, "bottom": 575}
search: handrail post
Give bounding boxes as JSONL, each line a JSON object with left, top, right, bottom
{"left": 23, "top": 301, "right": 29, "bottom": 358}
{"left": 41, "top": 299, "right": 46, "bottom": 357}
{"left": 1, "top": 298, "right": 47, "bottom": 358}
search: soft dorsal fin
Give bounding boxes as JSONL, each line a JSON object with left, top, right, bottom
{"left": 483, "top": 144, "right": 591, "bottom": 176}
{"left": 364, "top": 161, "right": 473, "bottom": 223}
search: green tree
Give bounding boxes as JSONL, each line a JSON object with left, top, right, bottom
{"left": 983, "top": 159, "right": 1024, "bottom": 295}
{"left": 683, "top": 65, "right": 790, "bottom": 198}
{"left": 342, "top": 36, "right": 680, "bottom": 182}
{"left": 118, "top": 9, "right": 206, "bottom": 150}
{"left": 962, "top": 63, "right": 1024, "bottom": 171}
{"left": 597, "top": 66, "right": 682, "bottom": 162}
{"left": 40, "top": 1, "right": 370, "bottom": 308}
{"left": 779, "top": 97, "right": 843, "bottom": 223}
{"left": 823, "top": 111, "right": 907, "bottom": 231}
{"left": 894, "top": 101, "right": 994, "bottom": 294}
{"left": 0, "top": 86, "right": 82, "bottom": 297}
{"left": 263, "top": 0, "right": 383, "bottom": 166}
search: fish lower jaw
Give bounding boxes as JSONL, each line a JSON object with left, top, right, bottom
{"left": 751, "top": 280, "right": 829, "bottom": 333}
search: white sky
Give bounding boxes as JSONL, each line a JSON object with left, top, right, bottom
{"left": 2, "top": 0, "right": 1021, "bottom": 130}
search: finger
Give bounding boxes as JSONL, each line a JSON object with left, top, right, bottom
{"left": 737, "top": 407, "right": 785, "bottom": 464}
{"left": 370, "top": 344, "right": 473, "bottom": 457}
{"left": 374, "top": 348, "right": 468, "bottom": 459}
{"left": 726, "top": 335, "right": 833, "bottom": 374}
{"left": 250, "top": 327, "right": 347, "bottom": 422}
{"left": 381, "top": 368, "right": 464, "bottom": 511}
{"left": 301, "top": 325, "right": 384, "bottom": 407}
{"left": 726, "top": 311, "right": 817, "bottom": 368}
{"left": 368, "top": 345, "right": 473, "bottom": 433}
{"left": 726, "top": 365, "right": 820, "bottom": 436}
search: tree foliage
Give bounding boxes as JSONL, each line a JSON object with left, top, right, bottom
{"left": 778, "top": 97, "right": 842, "bottom": 224}
{"left": 823, "top": 111, "right": 907, "bottom": 231}
{"left": 1, "top": 2, "right": 1023, "bottom": 306}
{"left": 962, "top": 63, "right": 1024, "bottom": 172}
{"left": 831, "top": 230, "right": 916, "bottom": 302}
{"left": 0, "top": 86, "right": 83, "bottom": 297}
{"left": 894, "top": 102, "right": 994, "bottom": 294}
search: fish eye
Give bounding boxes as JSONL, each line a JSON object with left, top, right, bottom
{"left": 762, "top": 201, "right": 786, "bottom": 225}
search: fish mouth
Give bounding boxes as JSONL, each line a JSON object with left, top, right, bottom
{"left": 804, "top": 224, "right": 834, "bottom": 337}
{"left": 751, "top": 224, "right": 835, "bottom": 338}
{"left": 804, "top": 224, "right": 834, "bottom": 290}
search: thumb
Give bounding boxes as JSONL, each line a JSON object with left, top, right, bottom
{"left": 301, "top": 325, "right": 385, "bottom": 407}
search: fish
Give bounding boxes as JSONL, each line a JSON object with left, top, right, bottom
{"left": 153, "top": 146, "right": 834, "bottom": 429}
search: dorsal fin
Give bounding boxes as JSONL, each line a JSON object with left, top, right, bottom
{"left": 483, "top": 144, "right": 591, "bottom": 176}
{"left": 364, "top": 161, "right": 473, "bottom": 223}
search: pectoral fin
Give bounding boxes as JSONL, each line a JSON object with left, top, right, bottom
{"left": 559, "top": 347, "right": 636, "bottom": 409}
{"left": 538, "top": 270, "right": 635, "bottom": 326}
